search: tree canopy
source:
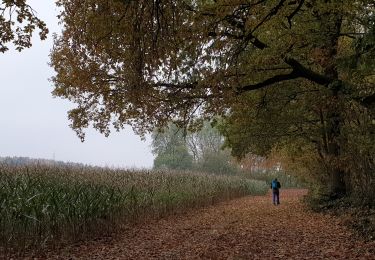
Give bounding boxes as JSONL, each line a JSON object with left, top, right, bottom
{"left": 0, "top": 0, "right": 48, "bottom": 52}
{"left": 51, "top": 0, "right": 374, "bottom": 136}
{"left": 51, "top": 0, "right": 375, "bottom": 198}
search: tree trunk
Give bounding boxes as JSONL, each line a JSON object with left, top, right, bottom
{"left": 316, "top": 6, "right": 347, "bottom": 197}
{"left": 326, "top": 93, "right": 346, "bottom": 197}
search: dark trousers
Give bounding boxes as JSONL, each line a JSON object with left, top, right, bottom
{"left": 272, "top": 189, "right": 280, "bottom": 205}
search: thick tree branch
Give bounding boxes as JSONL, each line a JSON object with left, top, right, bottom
{"left": 284, "top": 57, "right": 332, "bottom": 85}
{"left": 239, "top": 70, "right": 299, "bottom": 93}
{"left": 239, "top": 57, "right": 332, "bottom": 94}
{"left": 238, "top": 57, "right": 375, "bottom": 110}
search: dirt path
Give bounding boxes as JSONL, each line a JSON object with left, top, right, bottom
{"left": 48, "top": 189, "right": 374, "bottom": 259}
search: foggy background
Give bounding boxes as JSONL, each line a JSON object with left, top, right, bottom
{"left": 0, "top": 0, "right": 154, "bottom": 168}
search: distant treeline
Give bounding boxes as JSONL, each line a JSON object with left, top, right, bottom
{"left": 0, "top": 156, "right": 88, "bottom": 168}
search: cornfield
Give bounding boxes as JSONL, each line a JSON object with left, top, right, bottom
{"left": 0, "top": 163, "right": 268, "bottom": 253}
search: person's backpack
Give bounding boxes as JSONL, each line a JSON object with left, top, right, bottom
{"left": 271, "top": 180, "right": 278, "bottom": 189}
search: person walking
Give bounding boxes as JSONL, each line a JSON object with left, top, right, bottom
{"left": 271, "top": 178, "right": 281, "bottom": 205}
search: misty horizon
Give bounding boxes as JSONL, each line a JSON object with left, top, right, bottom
{"left": 0, "top": 0, "right": 154, "bottom": 169}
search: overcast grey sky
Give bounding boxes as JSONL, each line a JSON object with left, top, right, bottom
{"left": 0, "top": 0, "right": 154, "bottom": 168}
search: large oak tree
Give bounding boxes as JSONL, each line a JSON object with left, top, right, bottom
{"left": 51, "top": 0, "right": 375, "bottom": 197}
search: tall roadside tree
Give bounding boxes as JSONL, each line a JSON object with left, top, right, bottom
{"left": 152, "top": 123, "right": 193, "bottom": 170}
{"left": 152, "top": 122, "right": 237, "bottom": 174}
{"left": 51, "top": 1, "right": 375, "bottom": 198}
{"left": 0, "top": 0, "right": 48, "bottom": 52}
{"left": 187, "top": 121, "right": 224, "bottom": 162}
{"left": 187, "top": 121, "right": 238, "bottom": 174}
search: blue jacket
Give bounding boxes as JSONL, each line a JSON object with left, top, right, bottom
{"left": 271, "top": 180, "right": 281, "bottom": 190}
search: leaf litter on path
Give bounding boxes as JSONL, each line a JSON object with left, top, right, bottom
{"left": 43, "top": 189, "right": 375, "bottom": 259}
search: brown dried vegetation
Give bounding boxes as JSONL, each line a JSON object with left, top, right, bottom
{"left": 40, "top": 190, "right": 375, "bottom": 259}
